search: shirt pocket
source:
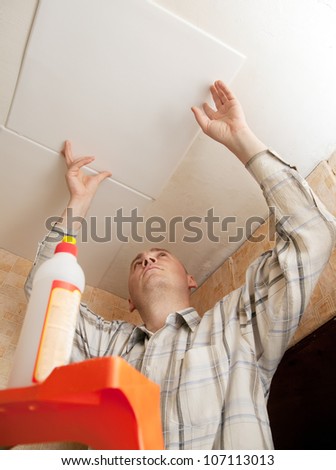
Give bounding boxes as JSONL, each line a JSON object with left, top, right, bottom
{"left": 168, "top": 345, "right": 229, "bottom": 427}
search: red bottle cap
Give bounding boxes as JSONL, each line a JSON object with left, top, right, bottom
{"left": 54, "top": 241, "right": 78, "bottom": 257}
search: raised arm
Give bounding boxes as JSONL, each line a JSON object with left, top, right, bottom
{"left": 24, "top": 141, "right": 111, "bottom": 299}
{"left": 192, "top": 80, "right": 336, "bottom": 385}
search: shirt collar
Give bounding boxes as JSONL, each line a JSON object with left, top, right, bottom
{"left": 126, "top": 327, "right": 149, "bottom": 353}
{"left": 170, "top": 307, "right": 201, "bottom": 332}
{"left": 126, "top": 307, "right": 201, "bottom": 353}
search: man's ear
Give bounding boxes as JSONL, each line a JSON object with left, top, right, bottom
{"left": 187, "top": 274, "right": 198, "bottom": 290}
{"left": 128, "top": 298, "right": 136, "bottom": 312}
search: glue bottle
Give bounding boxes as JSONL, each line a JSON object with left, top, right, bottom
{"left": 8, "top": 236, "right": 85, "bottom": 388}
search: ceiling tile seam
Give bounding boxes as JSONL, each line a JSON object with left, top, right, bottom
{"left": 1, "top": 125, "right": 155, "bottom": 201}
{"left": 4, "top": 0, "right": 40, "bottom": 128}
{"left": 84, "top": 166, "right": 154, "bottom": 201}
{"left": 0, "top": 125, "right": 58, "bottom": 156}
{"left": 149, "top": 0, "right": 246, "bottom": 61}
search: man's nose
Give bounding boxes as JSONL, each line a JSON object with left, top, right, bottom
{"left": 143, "top": 255, "right": 157, "bottom": 267}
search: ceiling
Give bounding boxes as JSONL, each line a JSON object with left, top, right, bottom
{"left": 1, "top": 0, "right": 336, "bottom": 300}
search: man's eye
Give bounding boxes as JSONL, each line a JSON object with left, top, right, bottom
{"left": 158, "top": 252, "right": 166, "bottom": 257}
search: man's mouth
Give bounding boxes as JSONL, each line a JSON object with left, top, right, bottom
{"left": 143, "top": 266, "right": 162, "bottom": 277}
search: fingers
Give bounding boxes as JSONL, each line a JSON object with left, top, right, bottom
{"left": 214, "top": 80, "right": 236, "bottom": 102}
{"left": 210, "top": 85, "right": 223, "bottom": 109}
{"left": 68, "top": 156, "right": 95, "bottom": 172}
{"left": 191, "top": 106, "right": 210, "bottom": 133}
{"left": 94, "top": 170, "right": 112, "bottom": 184}
{"left": 68, "top": 159, "right": 112, "bottom": 181}
{"left": 62, "top": 141, "right": 112, "bottom": 188}
{"left": 210, "top": 81, "right": 236, "bottom": 109}
{"left": 203, "top": 102, "right": 216, "bottom": 119}
{"left": 62, "top": 141, "right": 96, "bottom": 169}
{"left": 62, "top": 140, "right": 73, "bottom": 166}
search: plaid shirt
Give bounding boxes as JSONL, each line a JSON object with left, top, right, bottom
{"left": 25, "top": 150, "right": 335, "bottom": 449}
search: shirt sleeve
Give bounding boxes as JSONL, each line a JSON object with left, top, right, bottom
{"left": 238, "top": 149, "right": 336, "bottom": 385}
{"left": 24, "top": 228, "right": 64, "bottom": 300}
{"left": 71, "top": 305, "right": 130, "bottom": 362}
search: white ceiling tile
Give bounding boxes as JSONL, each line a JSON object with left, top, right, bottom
{"left": 7, "top": 0, "right": 244, "bottom": 198}
{"left": 0, "top": 127, "right": 152, "bottom": 287}
{"left": 0, "top": 0, "right": 38, "bottom": 124}
{"left": 0, "top": 127, "right": 68, "bottom": 259}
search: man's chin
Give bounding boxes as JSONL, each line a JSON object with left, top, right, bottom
{"left": 143, "top": 273, "right": 169, "bottom": 290}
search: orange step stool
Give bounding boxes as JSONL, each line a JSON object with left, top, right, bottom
{"left": 0, "top": 357, "right": 164, "bottom": 450}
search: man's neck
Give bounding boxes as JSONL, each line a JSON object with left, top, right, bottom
{"left": 138, "top": 296, "right": 191, "bottom": 333}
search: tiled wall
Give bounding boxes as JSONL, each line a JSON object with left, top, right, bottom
{"left": 0, "top": 152, "right": 335, "bottom": 448}
{"left": 0, "top": 252, "right": 32, "bottom": 389}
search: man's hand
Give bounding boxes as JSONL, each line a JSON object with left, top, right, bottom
{"left": 192, "top": 81, "right": 266, "bottom": 165}
{"left": 55, "top": 141, "right": 112, "bottom": 234}
{"left": 63, "top": 140, "right": 112, "bottom": 204}
{"left": 192, "top": 80, "right": 247, "bottom": 144}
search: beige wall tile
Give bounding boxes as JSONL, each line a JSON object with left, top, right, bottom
{"left": 328, "top": 247, "right": 336, "bottom": 272}
{"left": 318, "top": 260, "right": 336, "bottom": 297}
{"left": 306, "top": 161, "right": 336, "bottom": 216}
{"left": 0, "top": 293, "right": 26, "bottom": 317}
{"left": 328, "top": 150, "right": 336, "bottom": 173}
{"left": 91, "top": 287, "right": 129, "bottom": 310}
{"left": 0, "top": 284, "right": 26, "bottom": 304}
{"left": 4, "top": 271, "right": 26, "bottom": 289}
{"left": 191, "top": 257, "right": 235, "bottom": 314}
{"left": 0, "top": 317, "right": 19, "bottom": 340}
{"left": 0, "top": 270, "right": 6, "bottom": 286}
{"left": 0, "top": 342, "right": 6, "bottom": 358}
{"left": 0, "top": 249, "right": 18, "bottom": 272}
{"left": 0, "top": 357, "right": 12, "bottom": 382}
{"left": 81, "top": 284, "right": 94, "bottom": 304}
{"left": 12, "top": 257, "right": 33, "bottom": 277}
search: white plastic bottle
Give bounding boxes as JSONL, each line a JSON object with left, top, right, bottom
{"left": 8, "top": 237, "right": 85, "bottom": 388}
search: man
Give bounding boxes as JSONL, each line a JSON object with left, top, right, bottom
{"left": 25, "top": 81, "right": 335, "bottom": 449}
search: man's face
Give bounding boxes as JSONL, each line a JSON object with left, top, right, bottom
{"left": 128, "top": 248, "right": 197, "bottom": 312}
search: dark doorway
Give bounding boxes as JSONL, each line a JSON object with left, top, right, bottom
{"left": 268, "top": 317, "right": 336, "bottom": 449}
